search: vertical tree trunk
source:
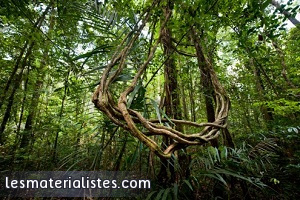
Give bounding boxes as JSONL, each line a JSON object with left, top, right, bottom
{"left": 9, "top": 68, "right": 30, "bottom": 165}
{"left": 191, "top": 27, "right": 219, "bottom": 147}
{"left": 0, "top": 41, "right": 29, "bottom": 110}
{"left": 158, "top": 5, "right": 175, "bottom": 184}
{"left": 0, "top": 42, "right": 35, "bottom": 145}
{"left": 114, "top": 134, "right": 128, "bottom": 171}
{"left": 222, "top": 128, "right": 235, "bottom": 148}
{"left": 271, "top": 40, "right": 296, "bottom": 88}
{"left": 188, "top": 72, "right": 196, "bottom": 122}
{"left": 180, "top": 77, "right": 189, "bottom": 120}
{"left": 147, "top": 150, "right": 156, "bottom": 179}
{"left": 0, "top": 3, "right": 51, "bottom": 110}
{"left": 97, "top": 128, "right": 106, "bottom": 169}
{"left": 52, "top": 69, "right": 70, "bottom": 163}
{"left": 0, "top": 4, "right": 51, "bottom": 145}
{"left": 19, "top": 76, "right": 44, "bottom": 148}
{"left": 192, "top": 27, "right": 236, "bottom": 198}
{"left": 251, "top": 59, "right": 274, "bottom": 123}
{"left": 158, "top": 1, "right": 189, "bottom": 184}
{"left": 20, "top": 6, "right": 55, "bottom": 149}
{"left": 270, "top": 0, "right": 300, "bottom": 28}
{"left": 16, "top": 68, "right": 30, "bottom": 139}
{"left": 74, "top": 97, "right": 85, "bottom": 160}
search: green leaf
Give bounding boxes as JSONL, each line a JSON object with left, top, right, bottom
{"left": 155, "top": 189, "right": 165, "bottom": 200}
{"left": 72, "top": 45, "right": 110, "bottom": 61}
{"left": 293, "top": 127, "right": 299, "bottom": 134}
{"left": 173, "top": 183, "right": 178, "bottom": 200}
{"left": 128, "top": 144, "right": 139, "bottom": 166}
{"left": 150, "top": 99, "right": 162, "bottom": 124}
{"left": 127, "top": 82, "right": 142, "bottom": 108}
{"left": 291, "top": 5, "right": 300, "bottom": 13}
{"left": 212, "top": 168, "right": 266, "bottom": 188}
{"left": 53, "top": 86, "right": 64, "bottom": 92}
{"left": 84, "top": 65, "right": 106, "bottom": 74}
{"left": 146, "top": 191, "right": 157, "bottom": 200}
{"left": 162, "top": 188, "right": 171, "bottom": 200}
{"left": 114, "top": 74, "right": 133, "bottom": 82}
{"left": 183, "top": 180, "right": 193, "bottom": 191}
{"left": 160, "top": 109, "right": 175, "bottom": 126}
{"left": 262, "top": 0, "right": 272, "bottom": 9}
{"left": 220, "top": 146, "right": 228, "bottom": 160}
{"left": 214, "top": 173, "right": 228, "bottom": 187}
{"left": 200, "top": 173, "right": 227, "bottom": 187}
{"left": 215, "top": 147, "right": 221, "bottom": 162}
{"left": 107, "top": 12, "right": 115, "bottom": 28}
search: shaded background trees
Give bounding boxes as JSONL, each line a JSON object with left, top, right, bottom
{"left": 0, "top": 0, "right": 300, "bottom": 199}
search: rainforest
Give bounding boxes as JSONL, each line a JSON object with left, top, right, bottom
{"left": 0, "top": 0, "right": 300, "bottom": 199}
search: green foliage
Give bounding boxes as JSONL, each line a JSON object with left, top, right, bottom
{"left": 0, "top": 0, "right": 300, "bottom": 199}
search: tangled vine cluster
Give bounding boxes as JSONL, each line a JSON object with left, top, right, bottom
{"left": 92, "top": 0, "right": 230, "bottom": 158}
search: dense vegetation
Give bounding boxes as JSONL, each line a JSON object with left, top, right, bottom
{"left": 0, "top": 0, "right": 299, "bottom": 199}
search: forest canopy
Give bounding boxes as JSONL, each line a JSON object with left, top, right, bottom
{"left": 0, "top": 0, "right": 300, "bottom": 199}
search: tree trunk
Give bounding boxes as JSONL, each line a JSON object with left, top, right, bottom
{"left": 0, "top": 42, "right": 35, "bottom": 145}
{"left": 114, "top": 134, "right": 128, "bottom": 171}
{"left": 180, "top": 77, "right": 189, "bottom": 120}
{"left": 251, "top": 59, "right": 274, "bottom": 123}
{"left": 222, "top": 128, "right": 235, "bottom": 148}
{"left": 270, "top": 0, "right": 300, "bottom": 28}
{"left": 9, "top": 68, "right": 30, "bottom": 165}
{"left": 0, "top": 4, "right": 51, "bottom": 145}
{"left": 271, "top": 40, "right": 296, "bottom": 88}
{"left": 0, "top": 3, "right": 51, "bottom": 110}
{"left": 20, "top": 6, "right": 55, "bottom": 149}
{"left": 19, "top": 75, "right": 44, "bottom": 148}
{"left": 0, "top": 41, "right": 29, "bottom": 110}
{"left": 0, "top": 2, "right": 51, "bottom": 110}
{"left": 158, "top": 2, "right": 189, "bottom": 184}
{"left": 188, "top": 72, "right": 196, "bottom": 122}
{"left": 191, "top": 27, "right": 219, "bottom": 147}
{"left": 52, "top": 69, "right": 70, "bottom": 163}
{"left": 16, "top": 68, "right": 30, "bottom": 139}
{"left": 147, "top": 150, "right": 156, "bottom": 179}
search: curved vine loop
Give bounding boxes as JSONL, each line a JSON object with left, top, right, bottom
{"left": 92, "top": 1, "right": 230, "bottom": 158}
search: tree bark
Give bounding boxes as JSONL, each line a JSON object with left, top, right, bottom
{"left": 0, "top": 4, "right": 51, "bottom": 110}
{"left": 52, "top": 69, "right": 70, "bottom": 163}
{"left": 188, "top": 72, "right": 196, "bottom": 122}
{"left": 251, "top": 59, "right": 274, "bottom": 123}
{"left": 191, "top": 27, "right": 219, "bottom": 147}
{"left": 114, "top": 134, "right": 128, "bottom": 171}
{"left": 16, "top": 68, "right": 30, "bottom": 139}
{"left": 158, "top": 2, "right": 188, "bottom": 184}
{"left": 271, "top": 40, "right": 296, "bottom": 88}
{"left": 20, "top": 6, "right": 55, "bottom": 149}
{"left": 0, "top": 4, "right": 51, "bottom": 145}
{"left": 9, "top": 68, "right": 30, "bottom": 165}
{"left": 270, "top": 0, "right": 300, "bottom": 28}
{"left": 0, "top": 41, "right": 29, "bottom": 110}
{"left": 180, "top": 77, "right": 189, "bottom": 120}
{"left": 0, "top": 42, "right": 35, "bottom": 145}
